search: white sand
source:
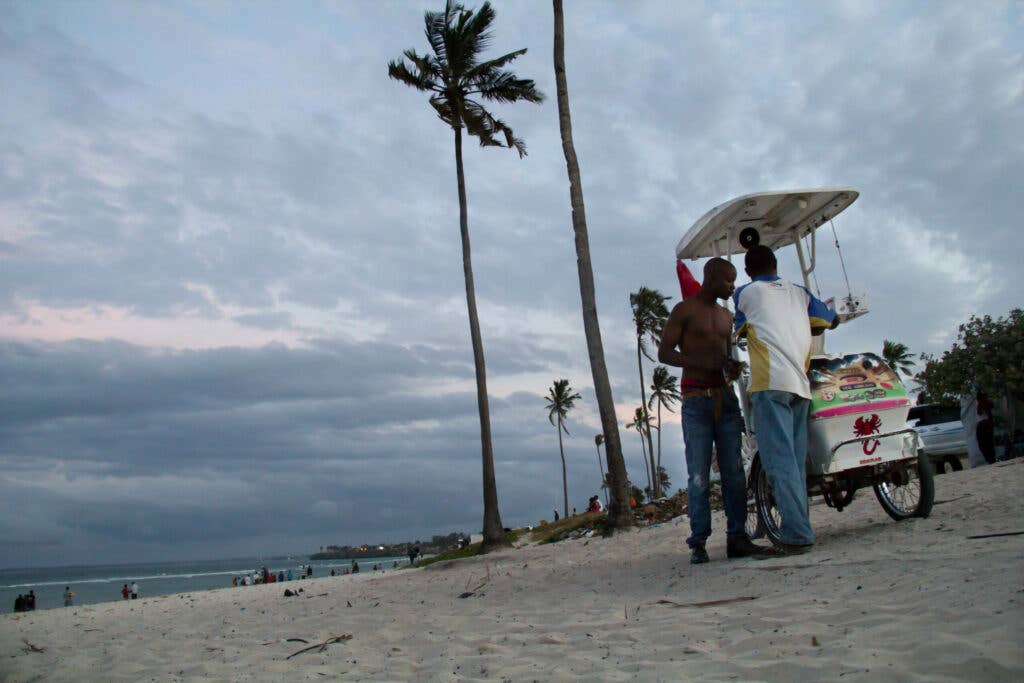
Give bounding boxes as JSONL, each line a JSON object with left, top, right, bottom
{"left": 4, "top": 460, "right": 1023, "bottom": 682}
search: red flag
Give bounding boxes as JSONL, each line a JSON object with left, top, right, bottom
{"left": 676, "top": 260, "right": 701, "bottom": 300}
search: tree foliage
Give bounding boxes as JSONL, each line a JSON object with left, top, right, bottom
{"left": 915, "top": 309, "right": 1024, "bottom": 404}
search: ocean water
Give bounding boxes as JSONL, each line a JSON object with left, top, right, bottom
{"left": 1, "top": 556, "right": 407, "bottom": 614}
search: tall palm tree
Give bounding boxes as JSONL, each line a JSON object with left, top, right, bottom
{"left": 630, "top": 286, "right": 671, "bottom": 497}
{"left": 626, "top": 406, "right": 653, "bottom": 494}
{"left": 882, "top": 340, "right": 915, "bottom": 380}
{"left": 546, "top": 379, "right": 582, "bottom": 518}
{"left": 593, "top": 434, "right": 608, "bottom": 507}
{"left": 552, "top": 0, "right": 631, "bottom": 531}
{"left": 648, "top": 365, "right": 681, "bottom": 492}
{"left": 389, "top": 1, "right": 544, "bottom": 550}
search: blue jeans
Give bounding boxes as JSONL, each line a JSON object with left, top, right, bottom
{"left": 751, "top": 390, "right": 814, "bottom": 545}
{"left": 682, "top": 389, "right": 748, "bottom": 548}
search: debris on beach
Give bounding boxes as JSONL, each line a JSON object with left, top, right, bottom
{"left": 286, "top": 634, "right": 352, "bottom": 659}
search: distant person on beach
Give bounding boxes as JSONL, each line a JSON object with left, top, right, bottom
{"left": 352, "top": 561, "right": 360, "bottom": 573}
{"left": 733, "top": 246, "right": 838, "bottom": 555}
{"left": 553, "top": 509, "right": 559, "bottom": 521}
{"left": 278, "top": 571, "right": 285, "bottom": 582}
{"left": 659, "top": 256, "right": 777, "bottom": 563}
{"left": 408, "top": 546, "right": 418, "bottom": 566}
{"left": 286, "top": 569, "right": 293, "bottom": 581}
{"left": 63, "top": 587, "right": 74, "bottom": 607}
{"left": 122, "top": 584, "right": 130, "bottom": 599}
{"left": 977, "top": 390, "right": 996, "bottom": 464}
{"left": 130, "top": 581, "right": 139, "bottom": 599}
{"left": 14, "top": 594, "right": 24, "bottom": 612}
{"left": 25, "top": 590, "right": 35, "bottom": 610}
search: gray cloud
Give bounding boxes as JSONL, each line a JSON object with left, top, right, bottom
{"left": 0, "top": 1, "right": 1019, "bottom": 566}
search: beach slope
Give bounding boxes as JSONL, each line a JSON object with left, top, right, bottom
{"left": 3, "top": 460, "right": 1023, "bottom": 681}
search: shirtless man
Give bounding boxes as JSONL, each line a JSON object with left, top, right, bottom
{"left": 659, "top": 258, "right": 775, "bottom": 563}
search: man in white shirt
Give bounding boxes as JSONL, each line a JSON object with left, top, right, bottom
{"left": 734, "top": 246, "right": 837, "bottom": 553}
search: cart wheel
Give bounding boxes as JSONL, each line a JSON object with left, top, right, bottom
{"left": 745, "top": 496, "right": 764, "bottom": 539}
{"left": 873, "top": 454, "right": 935, "bottom": 521}
{"left": 835, "top": 486, "right": 857, "bottom": 508}
{"left": 751, "top": 457, "right": 784, "bottom": 545}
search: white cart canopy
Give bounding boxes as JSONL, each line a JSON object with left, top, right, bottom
{"left": 676, "top": 188, "right": 859, "bottom": 260}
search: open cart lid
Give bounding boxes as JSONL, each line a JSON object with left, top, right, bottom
{"left": 676, "top": 187, "right": 859, "bottom": 260}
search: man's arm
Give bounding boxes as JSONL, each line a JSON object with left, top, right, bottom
{"left": 803, "top": 286, "right": 838, "bottom": 336}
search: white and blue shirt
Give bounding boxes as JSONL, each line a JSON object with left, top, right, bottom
{"left": 733, "top": 275, "right": 837, "bottom": 399}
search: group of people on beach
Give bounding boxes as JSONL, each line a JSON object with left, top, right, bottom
{"left": 12, "top": 590, "right": 36, "bottom": 612}
{"left": 120, "top": 582, "right": 139, "bottom": 600}
{"left": 232, "top": 564, "right": 313, "bottom": 587}
{"left": 658, "top": 246, "right": 839, "bottom": 563}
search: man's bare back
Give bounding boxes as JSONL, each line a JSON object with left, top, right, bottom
{"left": 658, "top": 259, "right": 737, "bottom": 386}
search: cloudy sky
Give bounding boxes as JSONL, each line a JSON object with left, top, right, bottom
{"left": 1, "top": 0, "right": 1020, "bottom": 568}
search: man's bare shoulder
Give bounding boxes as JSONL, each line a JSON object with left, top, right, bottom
{"left": 670, "top": 298, "right": 700, "bottom": 317}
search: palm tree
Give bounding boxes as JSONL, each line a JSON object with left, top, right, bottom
{"left": 546, "top": 379, "right": 582, "bottom": 518}
{"left": 389, "top": 1, "right": 544, "bottom": 550}
{"left": 630, "top": 286, "right": 671, "bottom": 497}
{"left": 882, "top": 340, "right": 915, "bottom": 380}
{"left": 648, "top": 365, "right": 681, "bottom": 493}
{"left": 593, "top": 434, "right": 608, "bottom": 507}
{"left": 626, "top": 406, "right": 653, "bottom": 494}
{"left": 552, "top": 0, "right": 632, "bottom": 531}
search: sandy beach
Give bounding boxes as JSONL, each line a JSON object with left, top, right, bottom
{"left": 3, "top": 460, "right": 1022, "bottom": 682}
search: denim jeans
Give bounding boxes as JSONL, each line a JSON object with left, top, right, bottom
{"left": 750, "top": 390, "right": 814, "bottom": 545}
{"left": 681, "top": 389, "right": 748, "bottom": 548}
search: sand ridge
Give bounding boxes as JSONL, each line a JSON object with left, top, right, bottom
{"left": 3, "top": 460, "right": 1023, "bottom": 681}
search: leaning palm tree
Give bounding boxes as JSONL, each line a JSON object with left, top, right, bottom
{"left": 648, "top": 365, "right": 681, "bottom": 492}
{"left": 630, "top": 286, "right": 671, "bottom": 497}
{"left": 389, "top": 1, "right": 544, "bottom": 550}
{"left": 593, "top": 434, "right": 608, "bottom": 507}
{"left": 552, "top": 0, "right": 631, "bottom": 531}
{"left": 546, "top": 379, "right": 582, "bottom": 518}
{"left": 882, "top": 340, "right": 915, "bottom": 380}
{"left": 626, "top": 406, "right": 653, "bottom": 494}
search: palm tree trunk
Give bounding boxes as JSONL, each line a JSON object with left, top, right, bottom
{"left": 553, "top": 0, "right": 631, "bottom": 530}
{"left": 454, "top": 127, "right": 506, "bottom": 550}
{"left": 595, "top": 443, "right": 608, "bottom": 507}
{"left": 638, "top": 427, "right": 651, "bottom": 495}
{"left": 656, "top": 399, "right": 663, "bottom": 491}
{"left": 636, "top": 344, "right": 659, "bottom": 497}
{"left": 558, "top": 417, "right": 568, "bottom": 518}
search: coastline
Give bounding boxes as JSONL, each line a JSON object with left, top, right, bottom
{"left": 3, "top": 461, "right": 1022, "bottom": 681}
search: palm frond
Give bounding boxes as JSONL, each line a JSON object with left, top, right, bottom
{"left": 388, "top": 57, "right": 438, "bottom": 92}
{"left": 463, "top": 101, "right": 527, "bottom": 156}
{"left": 465, "top": 48, "right": 527, "bottom": 80}
{"left": 424, "top": 3, "right": 455, "bottom": 66}
{"left": 452, "top": 1, "right": 495, "bottom": 72}
{"left": 470, "top": 70, "right": 544, "bottom": 105}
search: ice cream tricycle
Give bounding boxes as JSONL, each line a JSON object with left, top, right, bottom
{"left": 675, "top": 188, "right": 934, "bottom": 545}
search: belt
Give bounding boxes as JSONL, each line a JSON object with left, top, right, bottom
{"left": 682, "top": 385, "right": 729, "bottom": 420}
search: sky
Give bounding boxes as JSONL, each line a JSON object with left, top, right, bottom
{"left": 1, "top": 0, "right": 1021, "bottom": 568}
